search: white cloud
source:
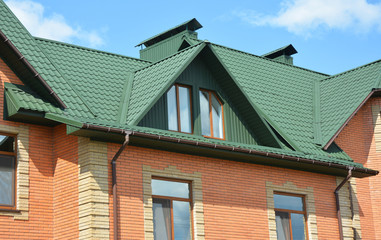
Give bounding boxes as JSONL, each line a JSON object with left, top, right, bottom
{"left": 5, "top": 0, "right": 105, "bottom": 47}
{"left": 234, "top": 0, "right": 381, "bottom": 36}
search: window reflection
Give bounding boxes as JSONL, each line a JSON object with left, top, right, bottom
{"left": 199, "top": 90, "right": 224, "bottom": 139}
{"left": 152, "top": 178, "right": 192, "bottom": 240}
{"left": 274, "top": 193, "right": 307, "bottom": 240}
{"left": 167, "top": 85, "right": 192, "bottom": 133}
{"left": 0, "top": 134, "right": 16, "bottom": 207}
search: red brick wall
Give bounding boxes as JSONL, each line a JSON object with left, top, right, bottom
{"left": 110, "top": 144, "right": 342, "bottom": 239}
{"left": 52, "top": 125, "right": 79, "bottom": 240}
{"left": 0, "top": 55, "right": 55, "bottom": 239}
{"left": 336, "top": 97, "right": 381, "bottom": 240}
{"left": 0, "top": 57, "right": 80, "bottom": 239}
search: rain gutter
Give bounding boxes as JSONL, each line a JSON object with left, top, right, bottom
{"left": 81, "top": 124, "right": 379, "bottom": 176}
{"left": 334, "top": 168, "right": 352, "bottom": 240}
{"left": 0, "top": 29, "right": 67, "bottom": 109}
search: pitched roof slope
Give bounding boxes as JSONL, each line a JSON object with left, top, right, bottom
{"left": 319, "top": 60, "right": 381, "bottom": 146}
{"left": 0, "top": 1, "right": 94, "bottom": 119}
{"left": 127, "top": 42, "right": 205, "bottom": 125}
{"left": 5, "top": 83, "right": 62, "bottom": 114}
{"left": 211, "top": 44, "right": 351, "bottom": 160}
{"left": 35, "top": 38, "right": 149, "bottom": 123}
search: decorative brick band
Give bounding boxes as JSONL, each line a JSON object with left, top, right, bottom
{"left": 371, "top": 104, "right": 381, "bottom": 152}
{"left": 0, "top": 124, "right": 29, "bottom": 220}
{"left": 78, "top": 137, "right": 110, "bottom": 239}
{"left": 142, "top": 165, "right": 205, "bottom": 240}
{"left": 266, "top": 181, "right": 317, "bottom": 240}
{"left": 336, "top": 177, "right": 362, "bottom": 239}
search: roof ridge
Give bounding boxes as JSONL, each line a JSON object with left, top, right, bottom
{"left": 210, "top": 42, "right": 330, "bottom": 76}
{"left": 320, "top": 58, "right": 381, "bottom": 82}
{"left": 34, "top": 37, "right": 151, "bottom": 63}
{"left": 134, "top": 41, "right": 205, "bottom": 73}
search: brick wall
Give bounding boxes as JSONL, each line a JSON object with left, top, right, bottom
{"left": 110, "top": 144, "right": 342, "bottom": 239}
{"left": 0, "top": 56, "right": 54, "bottom": 238}
{"left": 53, "top": 125, "right": 79, "bottom": 239}
{"left": 0, "top": 57, "right": 81, "bottom": 239}
{"left": 336, "top": 97, "right": 381, "bottom": 240}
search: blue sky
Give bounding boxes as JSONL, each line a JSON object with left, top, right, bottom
{"left": 4, "top": 0, "right": 381, "bottom": 75}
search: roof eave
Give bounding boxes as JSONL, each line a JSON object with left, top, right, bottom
{"left": 0, "top": 29, "right": 67, "bottom": 109}
{"left": 81, "top": 123, "right": 379, "bottom": 178}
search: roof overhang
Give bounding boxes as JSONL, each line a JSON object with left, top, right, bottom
{"left": 0, "top": 29, "right": 66, "bottom": 109}
{"left": 323, "top": 88, "right": 381, "bottom": 150}
{"left": 74, "top": 123, "right": 379, "bottom": 178}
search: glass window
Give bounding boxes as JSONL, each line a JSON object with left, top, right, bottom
{"left": 0, "top": 134, "right": 16, "bottom": 208}
{"left": 274, "top": 193, "right": 307, "bottom": 240}
{"left": 152, "top": 178, "right": 192, "bottom": 240}
{"left": 167, "top": 84, "right": 192, "bottom": 133}
{"left": 199, "top": 89, "right": 224, "bottom": 139}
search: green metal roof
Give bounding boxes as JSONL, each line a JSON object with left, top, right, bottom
{"left": 319, "top": 60, "right": 381, "bottom": 147}
{"left": 1, "top": 1, "right": 380, "bottom": 174}
{"left": 0, "top": 0, "right": 94, "bottom": 119}
{"left": 35, "top": 37, "right": 150, "bottom": 124}
{"left": 127, "top": 42, "right": 206, "bottom": 125}
{"left": 5, "top": 82, "right": 62, "bottom": 114}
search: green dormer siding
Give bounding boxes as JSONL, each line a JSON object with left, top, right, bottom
{"left": 140, "top": 30, "right": 198, "bottom": 62}
{"left": 138, "top": 57, "right": 260, "bottom": 145}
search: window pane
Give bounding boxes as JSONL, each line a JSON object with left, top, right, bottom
{"left": 0, "top": 155, "right": 14, "bottom": 206}
{"left": 0, "top": 135, "right": 14, "bottom": 153}
{"left": 211, "top": 94, "right": 223, "bottom": 138}
{"left": 167, "top": 86, "right": 178, "bottom": 131}
{"left": 173, "top": 201, "right": 191, "bottom": 240}
{"left": 274, "top": 194, "right": 304, "bottom": 211}
{"left": 178, "top": 87, "right": 192, "bottom": 133}
{"left": 152, "top": 179, "right": 189, "bottom": 198}
{"left": 291, "top": 213, "right": 306, "bottom": 240}
{"left": 275, "top": 211, "right": 291, "bottom": 240}
{"left": 153, "top": 198, "right": 171, "bottom": 240}
{"left": 199, "top": 91, "right": 211, "bottom": 136}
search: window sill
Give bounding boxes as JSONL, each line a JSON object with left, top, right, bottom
{"left": 0, "top": 208, "right": 21, "bottom": 213}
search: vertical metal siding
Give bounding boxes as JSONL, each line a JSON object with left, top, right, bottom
{"left": 138, "top": 57, "right": 259, "bottom": 145}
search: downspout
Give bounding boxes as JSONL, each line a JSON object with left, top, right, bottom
{"left": 111, "top": 132, "right": 131, "bottom": 240}
{"left": 334, "top": 168, "right": 352, "bottom": 240}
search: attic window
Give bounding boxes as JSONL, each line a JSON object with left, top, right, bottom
{"left": 167, "top": 84, "right": 193, "bottom": 133}
{"left": 199, "top": 89, "right": 224, "bottom": 139}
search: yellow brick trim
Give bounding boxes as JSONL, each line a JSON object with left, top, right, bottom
{"left": 371, "top": 104, "right": 381, "bottom": 152}
{"left": 78, "top": 137, "right": 109, "bottom": 240}
{"left": 336, "top": 177, "right": 362, "bottom": 239}
{"left": 266, "top": 181, "right": 317, "bottom": 240}
{"left": 0, "top": 124, "right": 29, "bottom": 220}
{"left": 143, "top": 165, "right": 205, "bottom": 240}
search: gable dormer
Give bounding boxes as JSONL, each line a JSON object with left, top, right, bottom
{"left": 136, "top": 18, "right": 202, "bottom": 62}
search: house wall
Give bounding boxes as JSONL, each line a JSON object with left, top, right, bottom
{"left": 110, "top": 144, "right": 344, "bottom": 239}
{"left": 336, "top": 97, "right": 381, "bottom": 240}
{"left": 0, "top": 58, "right": 81, "bottom": 239}
{"left": 0, "top": 57, "right": 54, "bottom": 239}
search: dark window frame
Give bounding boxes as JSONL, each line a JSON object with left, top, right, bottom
{"left": 151, "top": 176, "right": 194, "bottom": 240}
{"left": 167, "top": 84, "right": 194, "bottom": 134}
{"left": 199, "top": 88, "right": 225, "bottom": 140}
{"left": 0, "top": 133, "right": 17, "bottom": 210}
{"left": 273, "top": 191, "right": 309, "bottom": 240}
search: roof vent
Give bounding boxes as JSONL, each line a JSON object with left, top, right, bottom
{"left": 262, "top": 44, "right": 297, "bottom": 65}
